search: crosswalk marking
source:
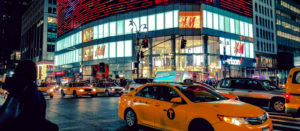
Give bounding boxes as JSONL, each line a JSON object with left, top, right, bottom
{"left": 268, "top": 111, "right": 300, "bottom": 131}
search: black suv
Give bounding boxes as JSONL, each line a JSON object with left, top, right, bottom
{"left": 216, "top": 78, "right": 286, "bottom": 112}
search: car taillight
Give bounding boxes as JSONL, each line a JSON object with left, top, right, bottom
{"left": 284, "top": 93, "right": 291, "bottom": 103}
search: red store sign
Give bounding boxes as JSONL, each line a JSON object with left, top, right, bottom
{"left": 55, "top": 71, "right": 65, "bottom": 76}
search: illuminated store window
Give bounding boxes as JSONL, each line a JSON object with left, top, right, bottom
{"left": 153, "top": 36, "right": 171, "bottom": 55}
{"left": 117, "top": 41, "right": 124, "bottom": 57}
{"left": 250, "top": 43, "right": 254, "bottom": 58}
{"left": 240, "top": 21, "right": 245, "bottom": 36}
{"left": 203, "top": 10, "right": 207, "bottom": 28}
{"left": 207, "top": 12, "right": 213, "bottom": 28}
{"left": 117, "top": 20, "right": 124, "bottom": 35}
{"left": 125, "top": 19, "right": 132, "bottom": 34}
{"left": 110, "top": 22, "right": 116, "bottom": 36}
{"left": 225, "top": 39, "right": 231, "bottom": 55}
{"left": 219, "top": 15, "right": 224, "bottom": 31}
{"left": 99, "top": 25, "right": 103, "bottom": 38}
{"left": 249, "top": 24, "right": 253, "bottom": 38}
{"left": 176, "top": 36, "right": 203, "bottom": 53}
{"left": 224, "top": 17, "right": 230, "bottom": 32}
{"left": 148, "top": 15, "right": 155, "bottom": 31}
{"left": 82, "top": 27, "right": 93, "bottom": 43}
{"left": 174, "top": 10, "right": 179, "bottom": 28}
{"left": 230, "top": 39, "right": 236, "bottom": 56}
{"left": 230, "top": 18, "right": 235, "bottom": 34}
{"left": 124, "top": 40, "right": 132, "bottom": 57}
{"left": 244, "top": 23, "right": 249, "bottom": 37}
{"left": 110, "top": 42, "right": 116, "bottom": 58}
{"left": 156, "top": 13, "right": 164, "bottom": 30}
{"left": 103, "top": 23, "right": 109, "bottom": 37}
{"left": 165, "top": 11, "right": 173, "bottom": 29}
{"left": 208, "top": 36, "right": 219, "bottom": 54}
{"left": 219, "top": 37, "right": 224, "bottom": 55}
{"left": 93, "top": 25, "right": 98, "bottom": 39}
{"left": 140, "top": 16, "right": 147, "bottom": 32}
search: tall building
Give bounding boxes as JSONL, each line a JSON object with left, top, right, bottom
{"left": 55, "top": 0, "right": 254, "bottom": 81}
{"left": 0, "top": 0, "right": 31, "bottom": 71}
{"left": 275, "top": 0, "right": 300, "bottom": 81}
{"left": 252, "top": 0, "right": 277, "bottom": 78}
{"left": 20, "top": 0, "right": 57, "bottom": 81}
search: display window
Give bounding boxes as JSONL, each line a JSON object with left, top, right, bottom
{"left": 83, "top": 46, "right": 94, "bottom": 61}
{"left": 207, "top": 36, "right": 219, "bottom": 54}
{"left": 152, "top": 36, "right": 172, "bottom": 55}
{"left": 176, "top": 36, "right": 203, "bottom": 53}
{"left": 82, "top": 27, "right": 93, "bottom": 43}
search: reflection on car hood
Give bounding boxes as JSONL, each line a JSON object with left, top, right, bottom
{"left": 198, "top": 99, "right": 265, "bottom": 117}
{"left": 268, "top": 89, "right": 285, "bottom": 95}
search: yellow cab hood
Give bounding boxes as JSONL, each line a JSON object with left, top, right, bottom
{"left": 197, "top": 99, "right": 265, "bottom": 117}
{"left": 38, "top": 87, "right": 50, "bottom": 91}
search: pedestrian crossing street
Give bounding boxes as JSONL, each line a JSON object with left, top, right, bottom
{"left": 268, "top": 112, "right": 300, "bottom": 131}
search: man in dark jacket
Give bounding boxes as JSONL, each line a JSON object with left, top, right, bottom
{"left": 0, "top": 60, "right": 58, "bottom": 131}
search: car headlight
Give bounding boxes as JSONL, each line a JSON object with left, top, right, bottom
{"left": 93, "top": 88, "right": 96, "bottom": 91}
{"left": 49, "top": 89, "right": 54, "bottom": 92}
{"left": 218, "top": 115, "right": 248, "bottom": 126}
{"left": 79, "top": 89, "right": 84, "bottom": 92}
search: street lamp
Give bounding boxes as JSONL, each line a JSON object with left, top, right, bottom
{"left": 129, "top": 20, "right": 148, "bottom": 79}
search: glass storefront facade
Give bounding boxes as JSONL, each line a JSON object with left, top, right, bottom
{"left": 55, "top": 3, "right": 256, "bottom": 80}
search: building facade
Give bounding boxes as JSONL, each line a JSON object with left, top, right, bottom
{"left": 55, "top": 0, "right": 254, "bottom": 81}
{"left": 275, "top": 0, "right": 300, "bottom": 82}
{"left": 252, "top": 0, "right": 277, "bottom": 79}
{"left": 20, "top": 0, "right": 57, "bottom": 81}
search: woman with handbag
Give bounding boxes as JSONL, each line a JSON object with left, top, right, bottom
{"left": 0, "top": 60, "right": 58, "bottom": 131}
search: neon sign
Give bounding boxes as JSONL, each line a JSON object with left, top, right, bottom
{"left": 223, "top": 57, "right": 242, "bottom": 65}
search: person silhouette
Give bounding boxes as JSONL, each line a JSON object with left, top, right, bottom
{"left": 0, "top": 60, "right": 58, "bottom": 131}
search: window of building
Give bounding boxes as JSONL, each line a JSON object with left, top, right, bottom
{"left": 140, "top": 16, "right": 147, "bottom": 32}
{"left": 48, "top": 7, "right": 51, "bottom": 13}
{"left": 109, "top": 42, "right": 116, "bottom": 58}
{"left": 219, "top": 15, "right": 224, "bottom": 31}
{"left": 235, "top": 20, "right": 240, "bottom": 34}
{"left": 47, "top": 45, "right": 55, "bottom": 52}
{"left": 224, "top": 17, "right": 230, "bottom": 32}
{"left": 156, "top": 13, "right": 164, "bottom": 30}
{"left": 48, "top": 0, "right": 52, "bottom": 4}
{"left": 110, "top": 22, "right": 116, "bottom": 36}
{"left": 174, "top": 10, "right": 179, "bottom": 28}
{"left": 249, "top": 24, "right": 253, "bottom": 38}
{"left": 117, "top": 41, "right": 124, "bottom": 57}
{"left": 117, "top": 20, "right": 124, "bottom": 35}
{"left": 270, "top": 10, "right": 272, "bottom": 18}
{"left": 148, "top": 15, "right": 155, "bottom": 31}
{"left": 93, "top": 25, "right": 98, "bottom": 39}
{"left": 53, "top": 8, "right": 56, "bottom": 14}
{"left": 125, "top": 40, "right": 132, "bottom": 57}
{"left": 53, "top": 0, "right": 56, "bottom": 5}
{"left": 230, "top": 18, "right": 235, "bottom": 34}
{"left": 240, "top": 21, "right": 244, "bottom": 36}
{"left": 99, "top": 24, "right": 103, "bottom": 38}
{"left": 257, "top": 41, "right": 260, "bottom": 50}
{"left": 213, "top": 13, "right": 219, "bottom": 30}
{"left": 256, "top": 16, "right": 258, "bottom": 24}
{"left": 203, "top": 10, "right": 207, "bottom": 28}
{"left": 165, "top": 11, "right": 173, "bottom": 29}
{"left": 256, "top": 28, "right": 259, "bottom": 37}
{"left": 271, "top": 21, "right": 273, "bottom": 29}
{"left": 207, "top": 12, "right": 213, "bottom": 28}
{"left": 125, "top": 19, "right": 133, "bottom": 34}
{"left": 259, "top": 5, "right": 261, "bottom": 13}
{"left": 255, "top": 3, "right": 257, "bottom": 12}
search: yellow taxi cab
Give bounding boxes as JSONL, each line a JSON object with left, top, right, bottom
{"left": 60, "top": 82, "right": 96, "bottom": 98}
{"left": 285, "top": 67, "right": 300, "bottom": 117}
{"left": 38, "top": 83, "right": 54, "bottom": 98}
{"left": 119, "top": 82, "right": 273, "bottom": 131}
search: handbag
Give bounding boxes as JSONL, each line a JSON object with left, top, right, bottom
{"left": 0, "top": 95, "right": 24, "bottom": 125}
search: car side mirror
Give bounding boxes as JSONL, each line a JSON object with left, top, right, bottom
{"left": 170, "top": 97, "right": 183, "bottom": 104}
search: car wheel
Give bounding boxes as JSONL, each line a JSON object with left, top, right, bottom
{"left": 189, "top": 119, "right": 214, "bottom": 131}
{"left": 125, "top": 109, "right": 137, "bottom": 128}
{"left": 271, "top": 99, "right": 285, "bottom": 112}
{"left": 61, "top": 90, "right": 65, "bottom": 97}
{"left": 73, "top": 91, "right": 78, "bottom": 98}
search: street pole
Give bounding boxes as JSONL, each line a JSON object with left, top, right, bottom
{"left": 136, "top": 32, "right": 140, "bottom": 79}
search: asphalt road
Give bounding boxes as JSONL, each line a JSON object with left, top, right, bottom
{"left": 1, "top": 92, "right": 300, "bottom": 131}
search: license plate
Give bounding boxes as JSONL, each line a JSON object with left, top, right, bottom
{"left": 262, "top": 127, "right": 270, "bottom": 131}
{"left": 88, "top": 92, "right": 91, "bottom": 95}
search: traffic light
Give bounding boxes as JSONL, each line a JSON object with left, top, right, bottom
{"left": 142, "top": 39, "right": 148, "bottom": 48}
{"left": 99, "top": 62, "right": 105, "bottom": 73}
{"left": 181, "top": 39, "right": 187, "bottom": 49}
{"left": 140, "top": 51, "right": 144, "bottom": 59}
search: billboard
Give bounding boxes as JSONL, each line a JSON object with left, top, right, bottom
{"left": 179, "top": 11, "right": 201, "bottom": 29}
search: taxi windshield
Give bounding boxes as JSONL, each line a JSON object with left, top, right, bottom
{"left": 178, "top": 85, "right": 227, "bottom": 103}
{"left": 260, "top": 80, "right": 281, "bottom": 90}
{"left": 38, "top": 83, "right": 48, "bottom": 87}
{"left": 72, "top": 83, "right": 88, "bottom": 87}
